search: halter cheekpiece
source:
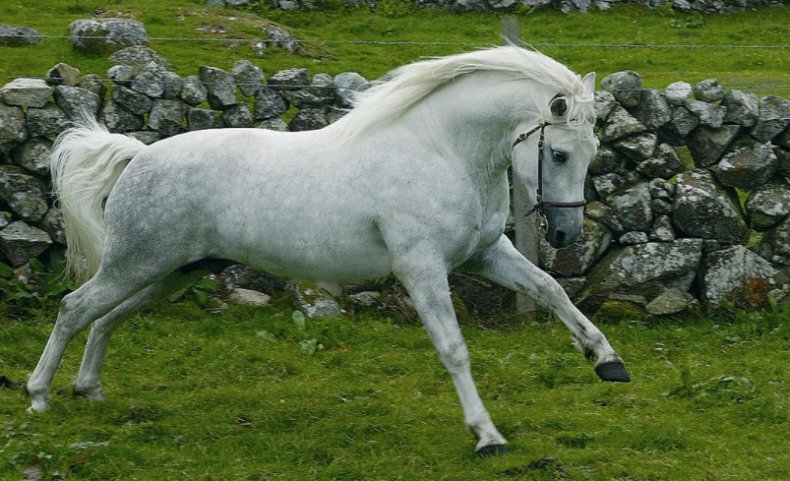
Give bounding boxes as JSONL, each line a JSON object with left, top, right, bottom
{"left": 513, "top": 118, "right": 586, "bottom": 235}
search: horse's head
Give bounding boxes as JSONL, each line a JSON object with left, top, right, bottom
{"left": 512, "top": 72, "right": 597, "bottom": 249}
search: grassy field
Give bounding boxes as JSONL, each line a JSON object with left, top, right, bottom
{"left": 0, "top": 1, "right": 788, "bottom": 95}
{"left": 0, "top": 301, "right": 787, "bottom": 480}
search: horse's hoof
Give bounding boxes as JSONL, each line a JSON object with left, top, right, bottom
{"left": 595, "top": 360, "right": 631, "bottom": 383}
{"left": 26, "top": 400, "right": 49, "bottom": 413}
{"left": 476, "top": 444, "right": 508, "bottom": 458}
{"left": 73, "top": 385, "right": 106, "bottom": 401}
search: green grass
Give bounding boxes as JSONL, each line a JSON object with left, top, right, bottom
{"left": 1, "top": 301, "right": 787, "bottom": 480}
{"left": 0, "top": 2, "right": 788, "bottom": 95}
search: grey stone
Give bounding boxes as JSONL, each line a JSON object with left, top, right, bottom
{"left": 665, "top": 106, "right": 700, "bottom": 142}
{"left": 232, "top": 60, "right": 264, "bottom": 97}
{"left": 127, "top": 131, "right": 160, "bottom": 145}
{"left": 112, "top": 86, "right": 153, "bottom": 115}
{"left": 665, "top": 81, "right": 692, "bottom": 106}
{"left": 652, "top": 198, "right": 673, "bottom": 215}
{"left": 257, "top": 118, "right": 289, "bottom": 132}
{"left": 69, "top": 18, "right": 148, "bottom": 53}
{"left": 687, "top": 125, "right": 740, "bottom": 168}
{"left": 130, "top": 72, "right": 165, "bottom": 98}
{"left": 685, "top": 99, "right": 727, "bottom": 128}
{"left": 290, "top": 282, "right": 343, "bottom": 318}
{"left": 637, "top": 143, "right": 684, "bottom": 179}
{"left": 540, "top": 218, "right": 611, "bottom": 276}
{"left": 630, "top": 89, "right": 671, "bottom": 129}
{"left": 269, "top": 68, "right": 309, "bottom": 91}
{"left": 26, "top": 103, "right": 70, "bottom": 138}
{"left": 107, "top": 65, "right": 135, "bottom": 83}
{"left": 179, "top": 75, "right": 208, "bottom": 106}
{"left": 578, "top": 239, "right": 703, "bottom": 312}
{"left": 600, "top": 70, "right": 642, "bottom": 108}
{"left": 557, "top": 277, "right": 586, "bottom": 299}
{"left": 199, "top": 66, "right": 237, "bottom": 110}
{"left": 0, "top": 78, "right": 53, "bottom": 108}
{"left": 283, "top": 73, "right": 335, "bottom": 108}
{"left": 289, "top": 107, "right": 329, "bottom": 131}
{"left": 228, "top": 288, "right": 271, "bottom": 307}
{"left": 646, "top": 288, "right": 693, "bottom": 316}
{"left": 722, "top": 90, "right": 759, "bottom": 128}
{"left": 327, "top": 107, "right": 347, "bottom": 124}
{"left": 701, "top": 245, "right": 787, "bottom": 309}
{"left": 588, "top": 145, "right": 622, "bottom": 176}
{"left": 254, "top": 88, "right": 288, "bottom": 120}
{"left": 108, "top": 46, "right": 168, "bottom": 72}
{"left": 0, "top": 26, "right": 43, "bottom": 46}
{"left": 45, "top": 63, "right": 80, "bottom": 86}
{"left": 148, "top": 99, "right": 185, "bottom": 137}
{"left": 584, "top": 201, "right": 623, "bottom": 234}
{"left": 79, "top": 74, "right": 107, "bottom": 99}
{"left": 593, "top": 173, "right": 627, "bottom": 199}
{"left": 762, "top": 216, "right": 790, "bottom": 266}
{"left": 648, "top": 178, "right": 675, "bottom": 199}
{"left": 0, "top": 221, "right": 52, "bottom": 266}
{"left": 613, "top": 132, "right": 657, "bottom": 160}
{"left": 187, "top": 108, "right": 220, "bottom": 131}
{"left": 54, "top": 85, "right": 101, "bottom": 119}
{"left": 672, "top": 169, "right": 749, "bottom": 244}
{"left": 334, "top": 72, "right": 370, "bottom": 108}
{"left": 745, "top": 182, "right": 790, "bottom": 231}
{"left": 649, "top": 215, "right": 675, "bottom": 242}
{"left": 602, "top": 105, "right": 646, "bottom": 142}
{"left": 714, "top": 142, "right": 776, "bottom": 191}
{"left": 99, "top": 100, "right": 144, "bottom": 133}
{"left": 0, "top": 104, "right": 27, "bottom": 153}
{"left": 346, "top": 291, "right": 382, "bottom": 308}
{"left": 160, "top": 71, "right": 184, "bottom": 99}
{"left": 221, "top": 103, "right": 253, "bottom": 128}
{"left": 226, "top": 0, "right": 250, "bottom": 6}
{"left": 751, "top": 96, "right": 790, "bottom": 142}
{"left": 777, "top": 147, "right": 790, "bottom": 177}
{"left": 618, "top": 231, "right": 648, "bottom": 244}
{"left": 0, "top": 166, "right": 48, "bottom": 223}
{"left": 692, "top": 78, "right": 725, "bottom": 103}
{"left": 38, "top": 208, "right": 66, "bottom": 245}
{"left": 12, "top": 138, "right": 51, "bottom": 176}
{"left": 608, "top": 182, "right": 653, "bottom": 231}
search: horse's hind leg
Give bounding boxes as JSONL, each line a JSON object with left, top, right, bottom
{"left": 464, "top": 235, "right": 630, "bottom": 382}
{"left": 26, "top": 269, "right": 152, "bottom": 413}
{"left": 74, "top": 269, "right": 209, "bottom": 400}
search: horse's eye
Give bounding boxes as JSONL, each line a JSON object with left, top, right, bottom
{"left": 552, "top": 150, "right": 568, "bottom": 163}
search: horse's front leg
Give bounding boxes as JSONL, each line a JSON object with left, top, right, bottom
{"left": 464, "top": 235, "right": 630, "bottom": 382}
{"left": 392, "top": 254, "right": 508, "bottom": 456}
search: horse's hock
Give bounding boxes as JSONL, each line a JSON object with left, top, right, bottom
{"left": 0, "top": 47, "right": 789, "bottom": 317}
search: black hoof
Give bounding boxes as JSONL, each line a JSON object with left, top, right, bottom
{"left": 476, "top": 444, "right": 508, "bottom": 458}
{"left": 595, "top": 360, "right": 631, "bottom": 383}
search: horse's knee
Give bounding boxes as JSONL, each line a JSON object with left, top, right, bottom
{"left": 438, "top": 339, "right": 470, "bottom": 372}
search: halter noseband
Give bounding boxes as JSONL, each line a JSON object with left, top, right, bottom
{"left": 513, "top": 119, "right": 586, "bottom": 235}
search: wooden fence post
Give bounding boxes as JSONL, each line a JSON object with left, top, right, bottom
{"left": 502, "top": 16, "right": 540, "bottom": 314}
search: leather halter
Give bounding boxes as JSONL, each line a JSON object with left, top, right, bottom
{"left": 512, "top": 119, "right": 586, "bottom": 235}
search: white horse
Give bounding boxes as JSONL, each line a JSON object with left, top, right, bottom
{"left": 27, "top": 46, "right": 629, "bottom": 456}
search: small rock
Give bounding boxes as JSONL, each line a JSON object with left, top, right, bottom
{"left": 714, "top": 142, "right": 776, "bottom": 191}
{"left": 256, "top": 118, "right": 288, "bottom": 132}
{"left": 179, "top": 75, "right": 208, "bottom": 106}
{"left": 692, "top": 78, "right": 725, "bottom": 103}
{"left": 254, "top": 87, "right": 288, "bottom": 120}
{"left": 222, "top": 104, "right": 253, "bottom": 128}
{"left": 45, "top": 63, "right": 80, "bottom": 86}
{"left": 131, "top": 72, "right": 165, "bottom": 98}
{"left": 108, "top": 46, "right": 169, "bottom": 72}
{"left": 608, "top": 182, "right": 653, "bottom": 232}
{"left": 54, "top": 85, "right": 101, "bottom": 119}
{"left": 0, "top": 78, "right": 53, "bottom": 108}
{"left": 613, "top": 132, "right": 657, "bottom": 160}
{"left": 107, "top": 64, "right": 135, "bottom": 83}
{"left": 232, "top": 60, "right": 264, "bottom": 97}
{"left": 0, "top": 104, "right": 27, "bottom": 153}
{"left": 0, "top": 221, "right": 52, "bottom": 266}
{"left": 636, "top": 143, "right": 684, "bottom": 179}
{"left": 602, "top": 105, "right": 646, "bottom": 142}
{"left": 618, "top": 231, "right": 648, "bottom": 244}
{"left": 601, "top": 70, "right": 642, "bottom": 108}
{"left": 588, "top": 145, "right": 622, "bottom": 176}
{"left": 148, "top": 99, "right": 185, "bottom": 137}
{"left": 112, "top": 86, "right": 153, "bottom": 115}
{"left": 26, "top": 103, "right": 70, "bottom": 138}
{"left": 0, "top": 166, "right": 49, "bottom": 222}
{"left": 652, "top": 198, "right": 673, "bottom": 215}
{"left": 38, "top": 208, "right": 66, "bottom": 245}
{"left": 665, "top": 81, "right": 692, "bottom": 106}
{"left": 0, "top": 26, "right": 43, "bottom": 46}
{"left": 584, "top": 201, "right": 624, "bottom": 233}
{"left": 334, "top": 72, "right": 369, "bottom": 108}
{"left": 69, "top": 18, "right": 148, "bottom": 54}
{"left": 745, "top": 182, "right": 790, "bottom": 231}
{"left": 649, "top": 215, "right": 675, "bottom": 242}
{"left": 722, "top": 90, "right": 759, "bottom": 128}
{"left": 12, "top": 138, "right": 51, "bottom": 176}
{"left": 593, "top": 90, "right": 616, "bottom": 124}
{"left": 701, "top": 245, "right": 788, "bottom": 309}
{"left": 127, "top": 131, "right": 161, "bottom": 145}
{"left": 346, "top": 291, "right": 381, "bottom": 308}
{"left": 199, "top": 66, "right": 237, "bottom": 110}
{"left": 290, "top": 282, "right": 342, "bottom": 318}
{"left": 685, "top": 99, "right": 726, "bottom": 128}
{"left": 269, "top": 68, "right": 309, "bottom": 91}
{"left": 187, "top": 108, "right": 220, "bottom": 131}
{"left": 751, "top": 96, "right": 790, "bottom": 143}
{"left": 646, "top": 288, "right": 693, "bottom": 315}
{"left": 687, "top": 125, "right": 740, "bottom": 168}
{"left": 289, "top": 107, "right": 328, "bottom": 131}
{"left": 630, "top": 89, "right": 671, "bottom": 130}
{"left": 228, "top": 288, "right": 271, "bottom": 306}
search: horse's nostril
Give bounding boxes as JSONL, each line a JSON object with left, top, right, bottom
{"left": 555, "top": 230, "right": 566, "bottom": 245}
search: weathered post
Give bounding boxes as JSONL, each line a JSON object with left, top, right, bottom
{"left": 502, "top": 16, "right": 540, "bottom": 314}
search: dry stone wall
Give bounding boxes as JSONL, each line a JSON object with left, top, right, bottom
{"left": 1, "top": 46, "right": 789, "bottom": 316}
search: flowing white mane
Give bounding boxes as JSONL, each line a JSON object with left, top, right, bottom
{"left": 333, "top": 46, "right": 595, "bottom": 141}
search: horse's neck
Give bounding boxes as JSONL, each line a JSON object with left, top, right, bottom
{"left": 399, "top": 72, "right": 542, "bottom": 187}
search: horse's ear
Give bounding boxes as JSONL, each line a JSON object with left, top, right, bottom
{"left": 549, "top": 96, "right": 568, "bottom": 118}
{"left": 582, "top": 72, "right": 596, "bottom": 95}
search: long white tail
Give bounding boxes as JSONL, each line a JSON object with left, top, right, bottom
{"left": 51, "top": 115, "right": 146, "bottom": 283}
